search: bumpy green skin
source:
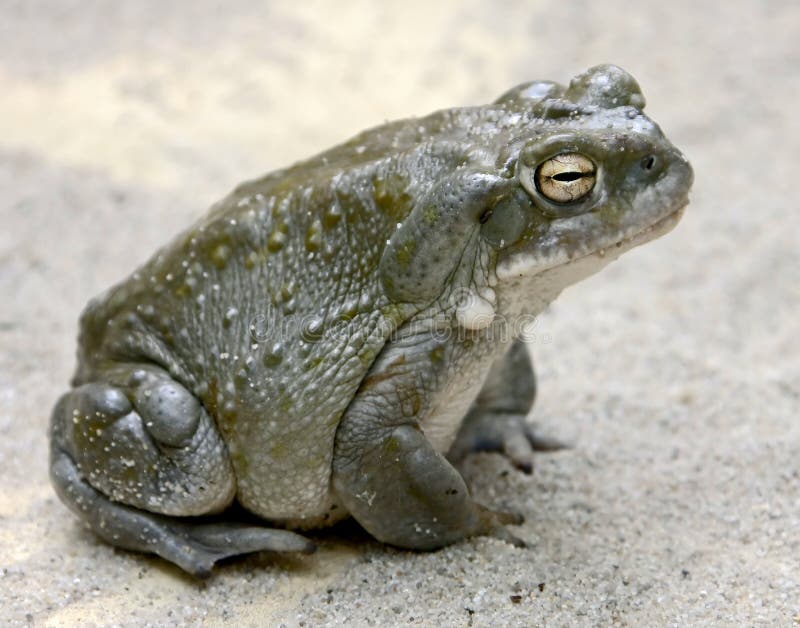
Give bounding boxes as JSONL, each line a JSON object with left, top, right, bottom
{"left": 49, "top": 65, "right": 693, "bottom": 576}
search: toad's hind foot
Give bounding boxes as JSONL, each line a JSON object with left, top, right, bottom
{"left": 49, "top": 370, "right": 315, "bottom": 577}
{"left": 51, "top": 448, "right": 315, "bottom": 578}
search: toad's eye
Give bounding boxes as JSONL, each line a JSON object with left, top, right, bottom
{"left": 535, "top": 153, "right": 596, "bottom": 203}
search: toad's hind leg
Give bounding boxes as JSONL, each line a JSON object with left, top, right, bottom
{"left": 49, "top": 367, "right": 314, "bottom": 577}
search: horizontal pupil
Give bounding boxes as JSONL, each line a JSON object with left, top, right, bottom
{"left": 552, "top": 171, "right": 586, "bottom": 182}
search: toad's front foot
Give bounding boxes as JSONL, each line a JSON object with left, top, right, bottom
{"left": 447, "top": 411, "right": 567, "bottom": 474}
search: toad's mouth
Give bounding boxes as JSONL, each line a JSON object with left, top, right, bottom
{"left": 494, "top": 199, "right": 689, "bottom": 283}
{"left": 588, "top": 201, "right": 687, "bottom": 261}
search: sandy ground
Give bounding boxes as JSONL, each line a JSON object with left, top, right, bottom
{"left": 1, "top": 1, "right": 798, "bottom": 625}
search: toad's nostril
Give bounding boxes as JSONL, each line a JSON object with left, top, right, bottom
{"left": 641, "top": 155, "right": 656, "bottom": 172}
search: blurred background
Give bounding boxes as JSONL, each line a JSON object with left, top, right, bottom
{"left": 1, "top": 1, "right": 797, "bottom": 625}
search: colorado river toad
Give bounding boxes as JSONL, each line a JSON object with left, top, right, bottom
{"left": 50, "top": 65, "right": 693, "bottom": 576}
